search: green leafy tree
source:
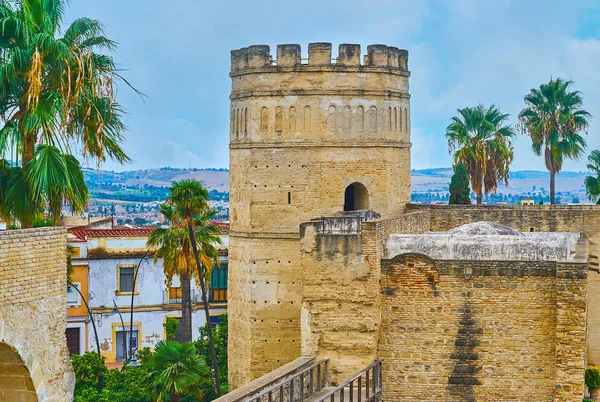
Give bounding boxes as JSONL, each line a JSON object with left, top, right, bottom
{"left": 72, "top": 352, "right": 151, "bottom": 402}
{"left": 448, "top": 163, "right": 471, "bottom": 205}
{"left": 195, "top": 314, "right": 228, "bottom": 399}
{"left": 446, "top": 104, "right": 515, "bottom": 204}
{"left": 143, "top": 341, "right": 208, "bottom": 402}
{"left": 0, "top": 0, "right": 137, "bottom": 227}
{"left": 585, "top": 150, "right": 600, "bottom": 204}
{"left": 519, "top": 78, "right": 590, "bottom": 204}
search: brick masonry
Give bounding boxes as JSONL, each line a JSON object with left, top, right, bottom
{"left": 406, "top": 204, "right": 600, "bottom": 365}
{"left": 0, "top": 227, "right": 75, "bottom": 401}
{"left": 300, "top": 209, "right": 589, "bottom": 401}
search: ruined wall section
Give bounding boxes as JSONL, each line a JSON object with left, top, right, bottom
{"left": 0, "top": 227, "right": 75, "bottom": 401}
{"left": 379, "top": 252, "right": 588, "bottom": 402}
{"left": 298, "top": 211, "right": 430, "bottom": 384}
{"left": 405, "top": 204, "right": 600, "bottom": 365}
{"left": 229, "top": 43, "right": 412, "bottom": 387}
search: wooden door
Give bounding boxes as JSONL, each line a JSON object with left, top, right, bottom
{"left": 66, "top": 327, "right": 80, "bottom": 355}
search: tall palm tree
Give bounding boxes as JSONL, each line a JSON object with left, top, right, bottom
{"left": 147, "top": 179, "right": 222, "bottom": 397}
{"left": 144, "top": 340, "right": 208, "bottom": 402}
{"left": 519, "top": 78, "right": 590, "bottom": 204}
{"left": 446, "top": 104, "right": 515, "bottom": 204}
{"left": 0, "top": 0, "right": 136, "bottom": 227}
{"left": 585, "top": 150, "right": 600, "bottom": 204}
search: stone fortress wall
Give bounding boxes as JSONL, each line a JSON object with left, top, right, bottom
{"left": 300, "top": 210, "right": 590, "bottom": 401}
{"left": 228, "top": 42, "right": 412, "bottom": 388}
{"left": 406, "top": 204, "right": 600, "bottom": 365}
{"left": 0, "top": 227, "right": 74, "bottom": 401}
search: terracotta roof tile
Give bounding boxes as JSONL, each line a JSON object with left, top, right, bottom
{"left": 68, "top": 226, "right": 154, "bottom": 242}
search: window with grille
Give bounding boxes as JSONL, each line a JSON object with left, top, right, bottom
{"left": 209, "top": 264, "right": 228, "bottom": 303}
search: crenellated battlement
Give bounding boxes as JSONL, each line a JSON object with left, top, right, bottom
{"left": 230, "top": 43, "right": 408, "bottom": 74}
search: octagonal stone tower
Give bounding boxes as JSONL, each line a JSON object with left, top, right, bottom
{"left": 228, "top": 42, "right": 411, "bottom": 388}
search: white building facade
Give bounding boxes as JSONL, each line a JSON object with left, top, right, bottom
{"left": 67, "top": 226, "right": 228, "bottom": 365}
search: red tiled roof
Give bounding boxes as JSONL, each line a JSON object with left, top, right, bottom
{"left": 68, "top": 222, "right": 229, "bottom": 242}
{"left": 68, "top": 226, "right": 154, "bottom": 242}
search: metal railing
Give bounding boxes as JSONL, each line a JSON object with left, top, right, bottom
{"left": 313, "top": 359, "right": 383, "bottom": 402}
{"left": 249, "top": 359, "right": 329, "bottom": 402}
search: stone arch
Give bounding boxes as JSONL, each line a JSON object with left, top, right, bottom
{"left": 343, "top": 182, "right": 369, "bottom": 211}
{"left": 383, "top": 253, "right": 440, "bottom": 291}
{"left": 0, "top": 342, "right": 37, "bottom": 401}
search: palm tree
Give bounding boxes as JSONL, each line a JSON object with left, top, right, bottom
{"left": 0, "top": 0, "right": 137, "bottom": 227}
{"left": 585, "top": 150, "right": 600, "bottom": 204}
{"left": 446, "top": 104, "right": 515, "bottom": 204}
{"left": 519, "top": 78, "right": 590, "bottom": 204}
{"left": 147, "top": 179, "right": 222, "bottom": 397}
{"left": 144, "top": 341, "right": 207, "bottom": 402}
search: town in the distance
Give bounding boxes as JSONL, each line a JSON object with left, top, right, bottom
{"left": 79, "top": 166, "right": 596, "bottom": 228}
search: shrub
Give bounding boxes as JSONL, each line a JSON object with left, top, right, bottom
{"left": 585, "top": 366, "right": 600, "bottom": 389}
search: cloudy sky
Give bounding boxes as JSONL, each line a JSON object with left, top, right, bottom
{"left": 65, "top": 0, "right": 600, "bottom": 172}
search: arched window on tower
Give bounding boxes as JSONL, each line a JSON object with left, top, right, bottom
{"left": 289, "top": 106, "right": 296, "bottom": 132}
{"left": 304, "top": 106, "right": 311, "bottom": 133}
{"left": 357, "top": 106, "right": 364, "bottom": 132}
{"left": 275, "top": 106, "right": 282, "bottom": 134}
{"left": 369, "top": 106, "right": 378, "bottom": 133}
{"left": 260, "top": 107, "right": 268, "bottom": 133}
{"left": 343, "top": 105, "right": 351, "bottom": 133}
{"left": 343, "top": 182, "right": 369, "bottom": 211}
{"left": 328, "top": 105, "right": 337, "bottom": 134}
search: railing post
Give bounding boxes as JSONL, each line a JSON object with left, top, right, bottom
{"left": 280, "top": 385, "right": 284, "bottom": 402}
{"left": 325, "top": 360, "right": 329, "bottom": 387}
{"left": 317, "top": 363, "right": 322, "bottom": 390}
{"left": 366, "top": 369, "right": 370, "bottom": 400}
{"left": 290, "top": 377, "right": 294, "bottom": 402}
{"left": 358, "top": 376, "right": 362, "bottom": 402}
{"left": 300, "top": 372, "right": 305, "bottom": 401}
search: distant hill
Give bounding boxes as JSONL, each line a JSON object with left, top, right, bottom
{"left": 411, "top": 167, "right": 589, "bottom": 193}
{"left": 83, "top": 166, "right": 589, "bottom": 195}
{"left": 83, "top": 167, "right": 229, "bottom": 192}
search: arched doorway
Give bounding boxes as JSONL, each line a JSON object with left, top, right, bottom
{"left": 0, "top": 342, "right": 37, "bottom": 401}
{"left": 344, "top": 182, "right": 369, "bottom": 211}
